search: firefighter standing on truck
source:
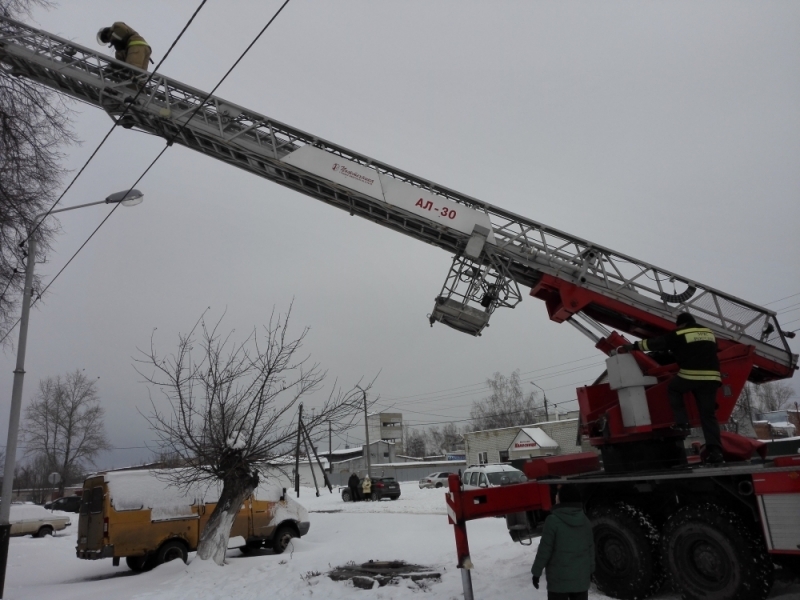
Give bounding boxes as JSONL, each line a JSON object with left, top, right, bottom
{"left": 97, "top": 22, "right": 151, "bottom": 71}
{"left": 620, "top": 312, "right": 724, "bottom": 465}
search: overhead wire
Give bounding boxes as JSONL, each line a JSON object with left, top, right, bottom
{"left": 18, "top": 0, "right": 210, "bottom": 248}
{"left": 0, "top": 0, "right": 293, "bottom": 346}
{"left": 0, "top": 0, "right": 210, "bottom": 344}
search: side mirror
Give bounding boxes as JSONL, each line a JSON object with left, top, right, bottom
{"left": 479, "top": 482, "right": 488, "bottom": 489}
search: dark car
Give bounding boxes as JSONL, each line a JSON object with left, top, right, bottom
{"left": 341, "top": 477, "right": 401, "bottom": 501}
{"left": 370, "top": 477, "right": 400, "bottom": 501}
{"left": 43, "top": 496, "right": 82, "bottom": 513}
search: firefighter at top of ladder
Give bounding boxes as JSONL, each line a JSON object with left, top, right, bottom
{"left": 97, "top": 22, "right": 152, "bottom": 71}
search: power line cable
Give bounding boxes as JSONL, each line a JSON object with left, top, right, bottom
{"left": 19, "top": 0, "right": 209, "bottom": 247}
{"left": 0, "top": 1, "right": 209, "bottom": 343}
{"left": 0, "top": 0, "right": 292, "bottom": 346}
{"left": 764, "top": 291, "right": 800, "bottom": 307}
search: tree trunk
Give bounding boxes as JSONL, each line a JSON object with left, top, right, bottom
{"left": 196, "top": 471, "right": 259, "bottom": 565}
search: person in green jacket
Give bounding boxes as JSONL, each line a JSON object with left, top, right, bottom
{"left": 531, "top": 485, "right": 594, "bottom": 600}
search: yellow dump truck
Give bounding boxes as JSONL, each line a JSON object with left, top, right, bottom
{"left": 76, "top": 469, "right": 310, "bottom": 571}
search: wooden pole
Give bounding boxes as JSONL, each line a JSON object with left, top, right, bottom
{"left": 300, "top": 417, "right": 320, "bottom": 497}
{"left": 294, "top": 403, "right": 303, "bottom": 497}
{"left": 362, "top": 389, "right": 371, "bottom": 477}
{"left": 302, "top": 421, "right": 333, "bottom": 493}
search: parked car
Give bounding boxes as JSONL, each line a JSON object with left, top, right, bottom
{"left": 10, "top": 505, "right": 71, "bottom": 537}
{"left": 341, "top": 477, "right": 401, "bottom": 501}
{"left": 418, "top": 472, "right": 455, "bottom": 489}
{"left": 44, "top": 495, "right": 82, "bottom": 513}
{"left": 462, "top": 464, "right": 526, "bottom": 490}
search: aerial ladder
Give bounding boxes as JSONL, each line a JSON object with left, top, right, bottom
{"left": 2, "top": 17, "right": 799, "bottom": 600}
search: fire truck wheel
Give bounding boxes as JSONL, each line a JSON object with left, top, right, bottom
{"left": 590, "top": 503, "right": 663, "bottom": 600}
{"left": 662, "top": 504, "right": 773, "bottom": 600}
{"left": 156, "top": 539, "right": 188, "bottom": 565}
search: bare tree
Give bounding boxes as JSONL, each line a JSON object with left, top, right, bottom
{"left": 751, "top": 382, "right": 796, "bottom": 414}
{"left": 139, "top": 309, "right": 369, "bottom": 565}
{"left": 0, "top": 0, "right": 76, "bottom": 344}
{"left": 728, "top": 384, "right": 757, "bottom": 437}
{"left": 425, "top": 423, "right": 464, "bottom": 455}
{"left": 14, "top": 453, "right": 54, "bottom": 504}
{"left": 404, "top": 429, "right": 427, "bottom": 458}
{"left": 469, "top": 370, "right": 544, "bottom": 431}
{"left": 21, "top": 370, "right": 110, "bottom": 493}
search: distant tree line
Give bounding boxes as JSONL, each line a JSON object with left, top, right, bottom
{"left": 402, "top": 370, "right": 549, "bottom": 457}
{"left": 0, "top": 370, "right": 111, "bottom": 501}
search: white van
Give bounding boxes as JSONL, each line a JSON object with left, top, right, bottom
{"left": 462, "top": 464, "right": 527, "bottom": 490}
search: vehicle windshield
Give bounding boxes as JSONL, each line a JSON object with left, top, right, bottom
{"left": 379, "top": 478, "right": 396, "bottom": 483}
{"left": 487, "top": 470, "right": 526, "bottom": 485}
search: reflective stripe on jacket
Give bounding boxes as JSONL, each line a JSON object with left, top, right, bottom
{"left": 636, "top": 325, "right": 721, "bottom": 382}
{"left": 108, "top": 22, "right": 149, "bottom": 52}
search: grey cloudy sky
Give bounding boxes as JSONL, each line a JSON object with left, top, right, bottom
{"left": 2, "top": 1, "right": 799, "bottom": 469}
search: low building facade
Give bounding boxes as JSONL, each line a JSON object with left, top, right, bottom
{"left": 464, "top": 418, "right": 589, "bottom": 466}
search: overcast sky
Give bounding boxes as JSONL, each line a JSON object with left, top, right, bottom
{"left": 2, "top": 1, "right": 799, "bottom": 470}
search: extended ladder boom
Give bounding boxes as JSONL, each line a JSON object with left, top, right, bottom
{"left": 1, "top": 16, "right": 795, "bottom": 381}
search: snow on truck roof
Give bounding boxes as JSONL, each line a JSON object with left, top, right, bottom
{"left": 104, "top": 469, "right": 285, "bottom": 521}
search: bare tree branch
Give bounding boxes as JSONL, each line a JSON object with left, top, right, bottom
{"left": 137, "top": 307, "right": 372, "bottom": 565}
{"left": 21, "top": 370, "right": 111, "bottom": 492}
{"left": 0, "top": 0, "right": 77, "bottom": 344}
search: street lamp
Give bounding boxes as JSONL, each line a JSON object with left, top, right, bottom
{"left": 0, "top": 189, "right": 143, "bottom": 597}
{"left": 530, "top": 382, "right": 549, "bottom": 422}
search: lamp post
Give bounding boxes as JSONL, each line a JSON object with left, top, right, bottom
{"left": 530, "top": 382, "right": 549, "bottom": 422}
{"left": 0, "top": 189, "right": 143, "bottom": 598}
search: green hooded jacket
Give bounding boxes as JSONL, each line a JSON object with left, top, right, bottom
{"left": 531, "top": 503, "right": 595, "bottom": 593}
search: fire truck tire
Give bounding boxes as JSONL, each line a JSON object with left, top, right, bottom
{"left": 590, "top": 503, "right": 663, "bottom": 600}
{"left": 661, "top": 504, "right": 773, "bottom": 600}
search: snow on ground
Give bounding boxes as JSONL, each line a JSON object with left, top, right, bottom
{"left": 5, "top": 484, "right": 800, "bottom": 600}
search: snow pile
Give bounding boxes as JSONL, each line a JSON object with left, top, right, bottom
{"left": 226, "top": 432, "right": 246, "bottom": 450}
{"left": 6, "top": 482, "right": 800, "bottom": 600}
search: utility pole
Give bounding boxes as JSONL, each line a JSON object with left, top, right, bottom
{"left": 299, "top": 418, "right": 320, "bottom": 497}
{"left": 328, "top": 421, "right": 332, "bottom": 472}
{"left": 531, "top": 382, "right": 549, "bottom": 422}
{"left": 294, "top": 403, "right": 303, "bottom": 497}
{"left": 302, "top": 421, "right": 333, "bottom": 493}
{"left": 360, "top": 387, "right": 371, "bottom": 477}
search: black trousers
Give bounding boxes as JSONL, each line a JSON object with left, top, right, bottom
{"left": 547, "top": 592, "right": 588, "bottom": 600}
{"left": 668, "top": 376, "right": 722, "bottom": 450}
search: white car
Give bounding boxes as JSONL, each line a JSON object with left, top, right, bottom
{"left": 9, "top": 504, "right": 71, "bottom": 537}
{"left": 462, "top": 464, "right": 526, "bottom": 490}
{"left": 418, "top": 471, "right": 456, "bottom": 489}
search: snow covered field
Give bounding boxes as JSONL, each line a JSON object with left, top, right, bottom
{"left": 5, "top": 482, "right": 799, "bottom": 600}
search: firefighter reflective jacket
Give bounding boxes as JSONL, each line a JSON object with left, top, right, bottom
{"left": 107, "top": 22, "right": 149, "bottom": 61}
{"left": 635, "top": 326, "right": 721, "bottom": 382}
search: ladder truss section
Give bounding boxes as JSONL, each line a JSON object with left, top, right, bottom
{"left": 0, "top": 15, "right": 794, "bottom": 375}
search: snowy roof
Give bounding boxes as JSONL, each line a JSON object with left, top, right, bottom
{"left": 329, "top": 440, "right": 395, "bottom": 455}
{"left": 266, "top": 456, "right": 329, "bottom": 468}
{"left": 330, "top": 446, "right": 363, "bottom": 455}
{"left": 508, "top": 427, "right": 559, "bottom": 451}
